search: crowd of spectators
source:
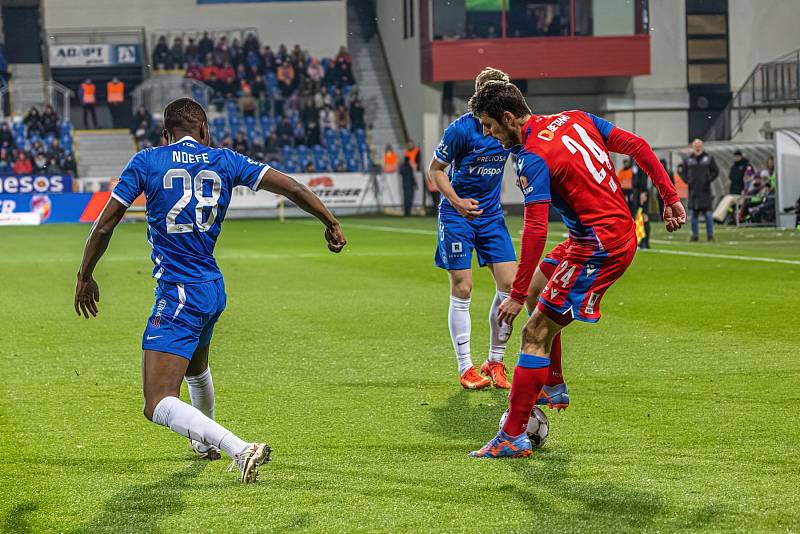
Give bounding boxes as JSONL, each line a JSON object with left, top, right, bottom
{"left": 146, "top": 32, "right": 370, "bottom": 172}
{"left": 723, "top": 151, "right": 777, "bottom": 225}
{"left": 0, "top": 105, "right": 77, "bottom": 176}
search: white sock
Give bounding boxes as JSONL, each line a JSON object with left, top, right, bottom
{"left": 151, "top": 396, "right": 248, "bottom": 459}
{"left": 449, "top": 295, "right": 472, "bottom": 374}
{"left": 185, "top": 367, "right": 215, "bottom": 420}
{"left": 488, "top": 290, "right": 511, "bottom": 362}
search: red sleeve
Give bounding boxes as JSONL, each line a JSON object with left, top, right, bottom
{"left": 606, "top": 127, "right": 680, "bottom": 207}
{"left": 510, "top": 202, "right": 550, "bottom": 304}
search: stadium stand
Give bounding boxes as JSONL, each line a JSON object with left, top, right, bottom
{"left": 0, "top": 105, "right": 76, "bottom": 176}
{"left": 142, "top": 31, "right": 372, "bottom": 173}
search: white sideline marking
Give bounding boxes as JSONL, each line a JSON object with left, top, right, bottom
{"left": 336, "top": 222, "right": 800, "bottom": 266}
{"left": 640, "top": 248, "right": 800, "bottom": 265}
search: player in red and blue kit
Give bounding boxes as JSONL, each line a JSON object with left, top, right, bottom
{"left": 428, "top": 68, "right": 517, "bottom": 390}
{"left": 74, "top": 98, "right": 346, "bottom": 481}
{"left": 466, "top": 81, "right": 686, "bottom": 458}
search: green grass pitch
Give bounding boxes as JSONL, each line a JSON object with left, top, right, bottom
{"left": 1, "top": 216, "right": 799, "bottom": 533}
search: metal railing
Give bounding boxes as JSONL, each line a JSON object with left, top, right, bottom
{"left": 132, "top": 75, "right": 212, "bottom": 116}
{"left": 704, "top": 49, "right": 800, "bottom": 141}
{"left": 0, "top": 80, "right": 74, "bottom": 119}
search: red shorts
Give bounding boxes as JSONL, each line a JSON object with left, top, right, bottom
{"left": 536, "top": 234, "right": 637, "bottom": 325}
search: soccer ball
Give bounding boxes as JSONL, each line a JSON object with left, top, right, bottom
{"left": 498, "top": 407, "right": 549, "bottom": 448}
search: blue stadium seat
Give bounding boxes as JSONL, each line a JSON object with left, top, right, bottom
{"left": 191, "top": 86, "right": 207, "bottom": 107}
{"left": 354, "top": 128, "right": 366, "bottom": 144}
{"left": 323, "top": 128, "right": 337, "bottom": 146}
{"left": 259, "top": 115, "right": 273, "bottom": 134}
{"left": 280, "top": 144, "right": 293, "bottom": 160}
{"left": 59, "top": 121, "right": 72, "bottom": 136}
{"left": 346, "top": 157, "right": 360, "bottom": 172}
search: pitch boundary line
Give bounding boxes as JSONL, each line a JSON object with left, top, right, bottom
{"left": 335, "top": 222, "right": 800, "bottom": 266}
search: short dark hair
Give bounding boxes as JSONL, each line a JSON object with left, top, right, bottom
{"left": 163, "top": 98, "right": 207, "bottom": 135}
{"left": 468, "top": 81, "right": 530, "bottom": 122}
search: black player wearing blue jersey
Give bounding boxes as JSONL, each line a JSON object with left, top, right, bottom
{"left": 74, "top": 98, "right": 346, "bottom": 483}
{"left": 427, "top": 68, "right": 516, "bottom": 390}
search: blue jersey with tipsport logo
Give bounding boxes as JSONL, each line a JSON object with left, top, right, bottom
{"left": 434, "top": 113, "right": 510, "bottom": 217}
{"left": 112, "top": 136, "right": 269, "bottom": 283}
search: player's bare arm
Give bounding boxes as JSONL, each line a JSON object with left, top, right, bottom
{"left": 428, "top": 157, "right": 483, "bottom": 220}
{"left": 258, "top": 167, "right": 347, "bottom": 252}
{"left": 74, "top": 196, "right": 128, "bottom": 318}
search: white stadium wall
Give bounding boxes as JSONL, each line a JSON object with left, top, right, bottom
{"left": 41, "top": 0, "right": 347, "bottom": 59}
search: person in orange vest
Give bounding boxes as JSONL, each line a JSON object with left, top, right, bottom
{"left": 404, "top": 140, "right": 426, "bottom": 212}
{"left": 106, "top": 77, "right": 125, "bottom": 128}
{"left": 383, "top": 144, "right": 398, "bottom": 173}
{"left": 80, "top": 78, "right": 99, "bottom": 128}
{"left": 616, "top": 158, "right": 635, "bottom": 213}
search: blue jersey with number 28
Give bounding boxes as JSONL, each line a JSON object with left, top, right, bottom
{"left": 111, "top": 136, "right": 269, "bottom": 283}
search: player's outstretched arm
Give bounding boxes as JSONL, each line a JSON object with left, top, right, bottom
{"left": 258, "top": 167, "right": 346, "bottom": 252}
{"left": 428, "top": 158, "right": 483, "bottom": 220}
{"left": 603, "top": 127, "right": 686, "bottom": 232}
{"left": 74, "top": 197, "right": 128, "bottom": 318}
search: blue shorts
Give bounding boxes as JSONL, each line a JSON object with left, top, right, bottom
{"left": 142, "top": 278, "right": 227, "bottom": 360}
{"left": 435, "top": 211, "right": 516, "bottom": 270}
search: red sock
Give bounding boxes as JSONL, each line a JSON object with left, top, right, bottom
{"left": 502, "top": 354, "right": 550, "bottom": 437}
{"left": 546, "top": 333, "right": 564, "bottom": 386}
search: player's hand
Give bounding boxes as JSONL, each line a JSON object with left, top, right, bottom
{"left": 325, "top": 223, "right": 347, "bottom": 253}
{"left": 663, "top": 201, "right": 687, "bottom": 232}
{"left": 453, "top": 197, "right": 484, "bottom": 220}
{"left": 497, "top": 296, "right": 524, "bottom": 326}
{"left": 74, "top": 275, "right": 100, "bottom": 319}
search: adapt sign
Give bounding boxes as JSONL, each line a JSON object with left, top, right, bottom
{"left": 50, "top": 44, "right": 141, "bottom": 67}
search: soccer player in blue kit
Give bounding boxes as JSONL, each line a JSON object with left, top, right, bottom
{"left": 74, "top": 98, "right": 346, "bottom": 483}
{"left": 428, "top": 68, "right": 517, "bottom": 390}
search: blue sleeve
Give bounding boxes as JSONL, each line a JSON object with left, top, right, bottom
{"left": 515, "top": 152, "right": 551, "bottom": 204}
{"left": 585, "top": 112, "right": 614, "bottom": 143}
{"left": 229, "top": 149, "right": 270, "bottom": 190}
{"left": 111, "top": 150, "right": 148, "bottom": 206}
{"left": 434, "top": 120, "right": 465, "bottom": 165}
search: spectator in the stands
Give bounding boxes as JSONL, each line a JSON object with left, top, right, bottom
{"left": 319, "top": 104, "right": 336, "bottom": 132}
{"left": 201, "top": 57, "right": 219, "bottom": 81}
{"left": 169, "top": 37, "right": 184, "bottom": 69}
{"left": 0, "top": 122, "right": 14, "bottom": 147}
{"left": 13, "top": 151, "right": 32, "bottom": 174}
{"left": 336, "top": 105, "right": 350, "bottom": 130}
{"left": 276, "top": 116, "right": 294, "bottom": 146}
{"left": 184, "top": 38, "right": 199, "bottom": 65}
{"left": 331, "top": 57, "right": 355, "bottom": 88}
{"left": 185, "top": 61, "right": 202, "bottom": 80}
{"left": 152, "top": 36, "right": 170, "bottom": 69}
{"left": 243, "top": 32, "right": 259, "bottom": 55}
{"left": 218, "top": 61, "right": 235, "bottom": 82}
{"left": 213, "top": 36, "right": 230, "bottom": 65}
{"left": 293, "top": 121, "right": 305, "bottom": 146}
{"left": 62, "top": 152, "right": 77, "bottom": 176}
{"left": 305, "top": 120, "right": 321, "bottom": 147}
{"left": 262, "top": 45, "right": 276, "bottom": 73}
{"left": 682, "top": 138, "right": 719, "bottom": 241}
{"left": 198, "top": 31, "right": 214, "bottom": 60}
{"left": 264, "top": 133, "right": 280, "bottom": 161}
{"left": 239, "top": 86, "right": 257, "bottom": 117}
{"left": 41, "top": 105, "right": 60, "bottom": 136}
{"left": 307, "top": 57, "right": 325, "bottom": 88}
{"left": 301, "top": 97, "right": 318, "bottom": 126}
{"left": 276, "top": 44, "right": 289, "bottom": 63}
{"left": 32, "top": 151, "right": 48, "bottom": 173}
{"left": 277, "top": 60, "right": 295, "bottom": 97}
{"left": 49, "top": 137, "right": 65, "bottom": 165}
{"left": 230, "top": 38, "right": 243, "bottom": 67}
{"left": 0, "top": 148, "right": 12, "bottom": 174}
{"left": 335, "top": 46, "right": 352, "bottom": 65}
{"left": 130, "top": 106, "right": 150, "bottom": 134}
{"left": 221, "top": 75, "right": 238, "bottom": 99}
{"left": 24, "top": 106, "right": 43, "bottom": 137}
{"left": 349, "top": 97, "right": 365, "bottom": 130}
{"left": 765, "top": 155, "right": 777, "bottom": 188}
{"left": 233, "top": 131, "right": 249, "bottom": 154}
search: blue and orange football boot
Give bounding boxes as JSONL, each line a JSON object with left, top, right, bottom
{"left": 536, "top": 382, "right": 570, "bottom": 411}
{"left": 469, "top": 430, "right": 533, "bottom": 458}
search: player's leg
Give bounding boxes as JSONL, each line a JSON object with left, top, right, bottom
{"left": 475, "top": 213, "right": 517, "bottom": 388}
{"left": 185, "top": 344, "right": 221, "bottom": 460}
{"left": 529, "top": 244, "right": 570, "bottom": 409}
{"left": 481, "top": 261, "right": 515, "bottom": 388}
{"left": 470, "top": 310, "right": 564, "bottom": 458}
{"left": 436, "top": 215, "right": 489, "bottom": 389}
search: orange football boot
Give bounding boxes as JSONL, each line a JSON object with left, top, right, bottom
{"left": 480, "top": 360, "right": 511, "bottom": 389}
{"left": 460, "top": 366, "right": 491, "bottom": 390}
